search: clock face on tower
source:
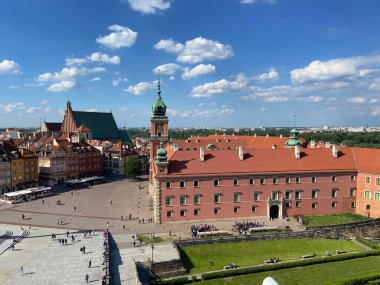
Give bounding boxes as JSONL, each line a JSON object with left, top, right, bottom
{"left": 157, "top": 124, "right": 163, "bottom": 137}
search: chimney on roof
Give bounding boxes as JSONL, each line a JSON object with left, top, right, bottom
{"left": 332, "top": 144, "right": 338, "bottom": 159}
{"left": 238, "top": 146, "right": 244, "bottom": 161}
{"left": 325, "top": 141, "right": 331, "bottom": 148}
{"left": 272, "top": 144, "right": 277, "bottom": 150}
{"left": 266, "top": 134, "right": 269, "bottom": 138}
{"left": 254, "top": 133, "right": 256, "bottom": 137}
{"left": 295, "top": 145, "right": 300, "bottom": 159}
{"left": 280, "top": 134, "right": 283, "bottom": 138}
{"left": 196, "top": 139, "right": 199, "bottom": 143}
{"left": 310, "top": 140, "right": 316, "bottom": 148}
{"left": 200, "top": 146, "right": 204, "bottom": 162}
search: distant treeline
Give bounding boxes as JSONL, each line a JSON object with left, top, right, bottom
{"left": 127, "top": 128, "right": 380, "bottom": 149}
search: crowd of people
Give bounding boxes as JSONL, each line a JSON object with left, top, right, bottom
{"left": 232, "top": 220, "right": 265, "bottom": 234}
{"left": 190, "top": 224, "right": 218, "bottom": 237}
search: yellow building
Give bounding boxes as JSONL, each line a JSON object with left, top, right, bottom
{"left": 3, "top": 141, "right": 38, "bottom": 191}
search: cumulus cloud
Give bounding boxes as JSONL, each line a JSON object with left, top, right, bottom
{"left": 153, "top": 63, "right": 181, "bottom": 75}
{"left": 154, "top": 37, "right": 233, "bottom": 64}
{"left": 40, "top": 99, "right": 49, "bottom": 104}
{"left": 189, "top": 74, "right": 249, "bottom": 97}
{"left": 97, "top": 25, "right": 137, "bottom": 49}
{"left": 167, "top": 107, "right": 234, "bottom": 118}
{"left": 37, "top": 67, "right": 105, "bottom": 83}
{"left": 0, "top": 59, "right": 21, "bottom": 75}
{"left": 123, "top": 0, "right": 171, "bottom": 14}
{"left": 254, "top": 68, "right": 280, "bottom": 82}
{"left": 26, "top": 107, "right": 42, "bottom": 114}
{"left": 124, "top": 81, "right": 157, "bottom": 95}
{"left": 66, "top": 52, "right": 120, "bottom": 66}
{"left": 167, "top": 108, "right": 190, "bottom": 118}
{"left": 182, "top": 64, "right": 215, "bottom": 80}
{"left": 0, "top": 102, "right": 25, "bottom": 114}
{"left": 47, "top": 80, "right": 77, "bottom": 92}
{"left": 290, "top": 54, "right": 380, "bottom": 84}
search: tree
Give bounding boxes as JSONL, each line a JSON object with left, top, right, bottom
{"left": 125, "top": 156, "right": 142, "bottom": 178}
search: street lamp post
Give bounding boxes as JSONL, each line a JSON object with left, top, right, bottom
{"left": 151, "top": 243, "right": 155, "bottom": 264}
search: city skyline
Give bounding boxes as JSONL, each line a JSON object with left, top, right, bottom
{"left": 1, "top": 0, "right": 380, "bottom": 128}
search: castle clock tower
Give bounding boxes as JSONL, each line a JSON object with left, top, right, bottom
{"left": 149, "top": 77, "right": 169, "bottom": 182}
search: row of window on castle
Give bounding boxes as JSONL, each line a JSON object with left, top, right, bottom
{"left": 164, "top": 188, "right": 356, "bottom": 207}
{"left": 165, "top": 175, "right": 357, "bottom": 189}
{"left": 165, "top": 201, "right": 348, "bottom": 218}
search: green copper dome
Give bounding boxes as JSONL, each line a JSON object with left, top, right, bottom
{"left": 285, "top": 128, "right": 303, "bottom": 148}
{"left": 152, "top": 79, "right": 167, "bottom": 116}
{"left": 157, "top": 146, "right": 167, "bottom": 157}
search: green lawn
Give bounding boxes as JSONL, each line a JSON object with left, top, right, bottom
{"left": 180, "top": 238, "right": 364, "bottom": 273}
{"left": 197, "top": 256, "right": 380, "bottom": 285}
{"left": 302, "top": 213, "right": 369, "bottom": 227}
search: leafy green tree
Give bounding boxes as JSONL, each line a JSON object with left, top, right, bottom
{"left": 125, "top": 156, "right": 142, "bottom": 178}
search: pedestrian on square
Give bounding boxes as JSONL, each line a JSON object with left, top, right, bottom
{"left": 66, "top": 230, "right": 69, "bottom": 238}
{"left": 88, "top": 259, "right": 92, "bottom": 268}
{"left": 22, "top": 214, "right": 25, "bottom": 220}
{"left": 29, "top": 224, "right": 31, "bottom": 230}
{"left": 133, "top": 241, "right": 136, "bottom": 247}
{"left": 80, "top": 247, "right": 83, "bottom": 254}
{"left": 83, "top": 246, "right": 86, "bottom": 254}
{"left": 110, "top": 200, "right": 112, "bottom": 205}
{"left": 74, "top": 206, "right": 77, "bottom": 212}
{"left": 85, "top": 274, "right": 89, "bottom": 283}
{"left": 121, "top": 215, "right": 123, "bottom": 221}
{"left": 62, "top": 218, "right": 65, "bottom": 225}
{"left": 72, "top": 235, "right": 75, "bottom": 243}
{"left": 106, "top": 221, "right": 109, "bottom": 228}
{"left": 142, "top": 218, "right": 145, "bottom": 224}
{"left": 20, "top": 266, "right": 23, "bottom": 276}
{"left": 65, "top": 239, "right": 67, "bottom": 245}
{"left": 42, "top": 199, "right": 44, "bottom": 204}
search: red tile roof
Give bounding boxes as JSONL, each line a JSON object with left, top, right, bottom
{"left": 352, "top": 147, "right": 380, "bottom": 174}
{"left": 164, "top": 147, "right": 357, "bottom": 177}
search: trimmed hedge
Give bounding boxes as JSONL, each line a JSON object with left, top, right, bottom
{"left": 151, "top": 276, "right": 192, "bottom": 285}
{"left": 327, "top": 273, "right": 380, "bottom": 285}
{"left": 356, "top": 237, "right": 380, "bottom": 250}
{"left": 201, "top": 251, "right": 380, "bottom": 280}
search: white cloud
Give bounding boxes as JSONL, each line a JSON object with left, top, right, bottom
{"left": 9, "top": 85, "right": 20, "bottom": 89}
{"left": 370, "top": 106, "right": 380, "bottom": 116}
{"left": 296, "top": 95, "right": 324, "bottom": 103}
{"left": 37, "top": 67, "right": 105, "bottom": 84}
{"left": 0, "top": 59, "right": 21, "bottom": 75}
{"left": 193, "top": 108, "right": 235, "bottom": 118}
{"left": 348, "top": 96, "right": 368, "bottom": 103}
{"left": 47, "top": 80, "right": 76, "bottom": 92}
{"left": 124, "top": 81, "right": 156, "bottom": 95}
{"left": 241, "top": 0, "right": 277, "bottom": 4}
{"left": 167, "top": 108, "right": 190, "bottom": 118}
{"left": 153, "top": 63, "right": 181, "bottom": 75}
{"left": 26, "top": 107, "right": 42, "bottom": 114}
{"left": 65, "top": 57, "right": 87, "bottom": 66}
{"left": 189, "top": 74, "right": 249, "bottom": 97}
{"left": 86, "top": 108, "right": 98, "bottom": 112}
{"left": 118, "top": 107, "right": 129, "bottom": 112}
{"left": 254, "top": 68, "right": 280, "bottom": 82}
{"left": 260, "top": 107, "right": 268, "bottom": 111}
{"left": 169, "top": 75, "right": 175, "bottom": 80}
{"left": 90, "top": 77, "right": 101, "bottom": 82}
{"left": 290, "top": 54, "right": 380, "bottom": 84}
{"left": 40, "top": 99, "right": 49, "bottom": 104}
{"left": 89, "top": 52, "right": 120, "bottom": 64}
{"left": 182, "top": 64, "right": 215, "bottom": 80}
{"left": 154, "top": 37, "right": 233, "bottom": 64}
{"left": 124, "top": 0, "right": 171, "bottom": 14}
{"left": 0, "top": 102, "right": 25, "bottom": 114}
{"left": 112, "top": 77, "right": 129, "bottom": 86}
{"left": 97, "top": 25, "right": 137, "bottom": 49}
{"left": 66, "top": 52, "right": 120, "bottom": 66}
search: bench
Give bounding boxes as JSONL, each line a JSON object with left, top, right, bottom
{"left": 336, "top": 250, "right": 347, "bottom": 255}
{"left": 302, "top": 255, "right": 315, "bottom": 259}
{"left": 223, "top": 264, "right": 238, "bottom": 270}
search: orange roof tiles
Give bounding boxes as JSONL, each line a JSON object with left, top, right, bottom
{"left": 352, "top": 147, "right": 380, "bottom": 174}
{"left": 164, "top": 148, "right": 357, "bottom": 177}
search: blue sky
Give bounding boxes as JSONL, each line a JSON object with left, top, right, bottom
{"left": 1, "top": 0, "right": 380, "bottom": 128}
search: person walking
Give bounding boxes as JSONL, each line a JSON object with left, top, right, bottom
{"left": 66, "top": 230, "right": 69, "bottom": 238}
{"left": 88, "top": 259, "right": 92, "bottom": 268}
{"left": 20, "top": 266, "right": 24, "bottom": 276}
{"left": 85, "top": 274, "right": 89, "bottom": 283}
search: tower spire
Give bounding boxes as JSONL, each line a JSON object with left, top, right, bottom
{"left": 157, "top": 69, "right": 161, "bottom": 96}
